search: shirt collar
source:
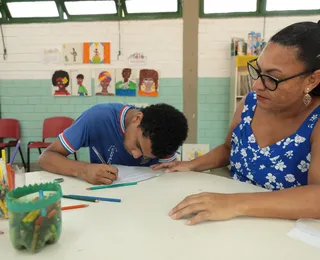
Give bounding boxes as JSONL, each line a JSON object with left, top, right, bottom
{"left": 120, "top": 105, "right": 139, "bottom": 134}
{"left": 119, "top": 105, "right": 134, "bottom": 134}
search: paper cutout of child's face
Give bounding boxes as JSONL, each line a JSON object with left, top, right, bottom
{"left": 77, "top": 78, "right": 83, "bottom": 85}
{"left": 139, "top": 69, "right": 158, "bottom": 94}
{"left": 141, "top": 78, "right": 155, "bottom": 93}
{"left": 122, "top": 69, "right": 131, "bottom": 81}
{"left": 56, "top": 77, "right": 68, "bottom": 90}
{"left": 100, "top": 78, "right": 111, "bottom": 90}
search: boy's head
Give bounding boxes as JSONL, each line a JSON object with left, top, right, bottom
{"left": 124, "top": 104, "right": 188, "bottom": 160}
{"left": 76, "top": 74, "right": 84, "bottom": 85}
{"left": 122, "top": 68, "right": 132, "bottom": 80}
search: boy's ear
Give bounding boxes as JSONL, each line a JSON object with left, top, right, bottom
{"left": 132, "top": 112, "right": 143, "bottom": 124}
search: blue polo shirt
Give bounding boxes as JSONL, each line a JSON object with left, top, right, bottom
{"left": 58, "top": 103, "right": 177, "bottom": 166}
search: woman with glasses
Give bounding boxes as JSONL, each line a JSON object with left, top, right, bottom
{"left": 153, "top": 21, "right": 320, "bottom": 225}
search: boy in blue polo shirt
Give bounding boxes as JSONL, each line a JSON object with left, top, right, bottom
{"left": 38, "top": 103, "right": 188, "bottom": 185}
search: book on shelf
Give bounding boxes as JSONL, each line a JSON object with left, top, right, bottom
{"left": 237, "top": 71, "right": 254, "bottom": 98}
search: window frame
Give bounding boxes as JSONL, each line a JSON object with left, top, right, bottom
{"left": 62, "top": 0, "right": 120, "bottom": 22}
{"left": 121, "top": 0, "right": 182, "bottom": 20}
{"left": 0, "top": 0, "right": 318, "bottom": 24}
{"left": 200, "top": 0, "right": 320, "bottom": 18}
{"left": 200, "top": 0, "right": 262, "bottom": 18}
{"left": 0, "top": 0, "right": 122, "bottom": 23}
{"left": 2, "top": 0, "right": 62, "bottom": 23}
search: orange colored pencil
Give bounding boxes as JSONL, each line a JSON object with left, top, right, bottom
{"left": 61, "top": 204, "right": 89, "bottom": 211}
{"left": 6, "top": 164, "right": 13, "bottom": 190}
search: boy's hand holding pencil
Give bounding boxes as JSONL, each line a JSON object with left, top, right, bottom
{"left": 78, "top": 164, "right": 118, "bottom": 185}
{"left": 77, "top": 146, "right": 118, "bottom": 185}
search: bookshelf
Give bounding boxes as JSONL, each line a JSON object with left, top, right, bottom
{"left": 229, "top": 55, "right": 258, "bottom": 123}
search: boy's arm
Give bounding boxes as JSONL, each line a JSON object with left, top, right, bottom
{"left": 38, "top": 108, "right": 92, "bottom": 176}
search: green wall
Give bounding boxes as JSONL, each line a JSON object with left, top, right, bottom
{"left": 0, "top": 77, "right": 230, "bottom": 164}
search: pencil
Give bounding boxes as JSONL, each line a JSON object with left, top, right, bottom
{"left": 0, "top": 199, "right": 8, "bottom": 218}
{"left": 63, "top": 195, "right": 99, "bottom": 203}
{"left": 0, "top": 159, "right": 7, "bottom": 184}
{"left": 68, "top": 194, "right": 121, "bottom": 203}
{"left": 92, "top": 146, "right": 107, "bottom": 164}
{"left": 1, "top": 150, "right": 6, "bottom": 164}
{"left": 86, "top": 181, "right": 137, "bottom": 190}
{"left": 6, "top": 164, "right": 13, "bottom": 190}
{"left": 61, "top": 204, "right": 89, "bottom": 211}
{"left": 9, "top": 140, "right": 20, "bottom": 166}
{"left": 39, "top": 190, "right": 46, "bottom": 216}
{"left": 0, "top": 164, "right": 3, "bottom": 183}
{"left": 54, "top": 178, "right": 64, "bottom": 183}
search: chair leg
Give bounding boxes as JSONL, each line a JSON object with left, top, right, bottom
{"left": 38, "top": 148, "right": 41, "bottom": 154}
{"left": 74, "top": 152, "right": 78, "bottom": 161}
{"left": 7, "top": 147, "right": 10, "bottom": 164}
{"left": 18, "top": 147, "right": 27, "bottom": 170}
{"left": 27, "top": 147, "right": 30, "bottom": 172}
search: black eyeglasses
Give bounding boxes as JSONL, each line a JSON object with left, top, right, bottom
{"left": 247, "top": 58, "right": 314, "bottom": 91}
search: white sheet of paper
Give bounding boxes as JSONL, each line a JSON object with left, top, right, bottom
{"left": 287, "top": 219, "right": 320, "bottom": 248}
{"left": 25, "top": 166, "right": 160, "bottom": 196}
{"left": 288, "top": 228, "right": 320, "bottom": 248}
{"left": 43, "top": 48, "right": 61, "bottom": 64}
{"left": 112, "top": 165, "right": 160, "bottom": 184}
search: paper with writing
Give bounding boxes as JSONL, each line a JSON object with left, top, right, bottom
{"left": 112, "top": 165, "right": 160, "bottom": 184}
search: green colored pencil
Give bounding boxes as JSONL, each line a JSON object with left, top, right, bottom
{"left": 86, "top": 181, "right": 138, "bottom": 190}
{"left": 63, "top": 195, "right": 99, "bottom": 203}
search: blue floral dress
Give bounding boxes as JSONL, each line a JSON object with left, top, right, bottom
{"left": 230, "top": 92, "right": 320, "bottom": 191}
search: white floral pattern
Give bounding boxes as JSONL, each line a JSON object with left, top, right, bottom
{"left": 230, "top": 92, "right": 320, "bottom": 191}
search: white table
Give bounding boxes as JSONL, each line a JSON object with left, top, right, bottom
{"left": 0, "top": 168, "right": 319, "bottom": 259}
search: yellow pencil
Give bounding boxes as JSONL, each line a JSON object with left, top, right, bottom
{"left": 1, "top": 150, "right": 6, "bottom": 164}
{"left": 0, "top": 159, "right": 7, "bottom": 184}
{"left": 0, "top": 166, "right": 3, "bottom": 183}
{"left": 0, "top": 199, "right": 8, "bottom": 218}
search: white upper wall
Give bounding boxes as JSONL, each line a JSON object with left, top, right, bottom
{"left": 0, "top": 15, "right": 319, "bottom": 79}
{"left": 0, "top": 20, "right": 183, "bottom": 79}
{"left": 199, "top": 15, "right": 320, "bottom": 77}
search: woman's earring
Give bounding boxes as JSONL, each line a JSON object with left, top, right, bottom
{"left": 303, "top": 88, "right": 312, "bottom": 106}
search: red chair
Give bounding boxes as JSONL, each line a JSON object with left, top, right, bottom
{"left": 0, "top": 119, "right": 26, "bottom": 169}
{"left": 27, "top": 116, "right": 78, "bottom": 172}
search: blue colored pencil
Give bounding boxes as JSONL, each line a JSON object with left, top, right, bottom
{"left": 39, "top": 190, "right": 47, "bottom": 216}
{"left": 9, "top": 140, "right": 20, "bottom": 166}
{"left": 68, "top": 194, "right": 121, "bottom": 203}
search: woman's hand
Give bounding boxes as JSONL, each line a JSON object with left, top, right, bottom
{"left": 168, "top": 192, "right": 242, "bottom": 225}
{"left": 150, "top": 160, "right": 194, "bottom": 172}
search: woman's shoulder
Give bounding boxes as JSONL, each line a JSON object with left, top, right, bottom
{"left": 244, "top": 91, "right": 257, "bottom": 105}
{"left": 229, "top": 92, "right": 256, "bottom": 133}
{"left": 239, "top": 91, "right": 257, "bottom": 118}
{"left": 309, "top": 101, "right": 320, "bottom": 143}
{"left": 234, "top": 92, "right": 256, "bottom": 114}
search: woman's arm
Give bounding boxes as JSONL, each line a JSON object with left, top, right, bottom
{"left": 169, "top": 184, "right": 320, "bottom": 225}
{"left": 235, "top": 185, "right": 320, "bottom": 220}
{"left": 169, "top": 121, "right": 320, "bottom": 225}
{"left": 187, "top": 96, "right": 246, "bottom": 171}
{"left": 152, "top": 96, "right": 247, "bottom": 172}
